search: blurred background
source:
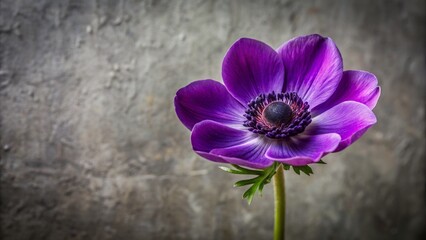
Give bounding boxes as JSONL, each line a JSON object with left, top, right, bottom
{"left": 0, "top": 0, "right": 425, "bottom": 239}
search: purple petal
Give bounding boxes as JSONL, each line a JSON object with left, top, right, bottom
{"left": 191, "top": 120, "right": 272, "bottom": 169}
{"left": 334, "top": 126, "right": 369, "bottom": 152}
{"left": 195, "top": 151, "right": 228, "bottom": 164}
{"left": 222, "top": 38, "right": 284, "bottom": 105}
{"left": 211, "top": 139, "right": 274, "bottom": 169}
{"left": 175, "top": 79, "right": 245, "bottom": 130}
{"left": 307, "top": 101, "right": 377, "bottom": 151}
{"left": 191, "top": 120, "right": 251, "bottom": 152}
{"left": 278, "top": 34, "right": 343, "bottom": 109}
{"left": 265, "top": 133, "right": 341, "bottom": 166}
{"left": 313, "top": 70, "right": 381, "bottom": 115}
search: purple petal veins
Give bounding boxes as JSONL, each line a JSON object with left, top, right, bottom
{"left": 191, "top": 121, "right": 273, "bottom": 168}
{"left": 306, "top": 101, "right": 377, "bottom": 152}
{"left": 222, "top": 38, "right": 284, "bottom": 105}
{"left": 277, "top": 34, "right": 343, "bottom": 109}
{"left": 174, "top": 34, "right": 380, "bottom": 168}
{"left": 313, "top": 70, "right": 381, "bottom": 115}
{"left": 265, "top": 133, "right": 341, "bottom": 166}
{"left": 174, "top": 79, "right": 245, "bottom": 130}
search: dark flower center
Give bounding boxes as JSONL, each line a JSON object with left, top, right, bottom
{"left": 243, "top": 92, "right": 311, "bottom": 139}
{"left": 263, "top": 102, "right": 292, "bottom": 126}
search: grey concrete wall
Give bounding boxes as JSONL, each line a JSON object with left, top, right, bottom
{"left": 0, "top": 0, "right": 425, "bottom": 239}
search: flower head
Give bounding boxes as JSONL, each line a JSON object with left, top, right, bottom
{"left": 175, "top": 34, "right": 380, "bottom": 169}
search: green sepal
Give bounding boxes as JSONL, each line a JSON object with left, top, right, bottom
{"left": 291, "top": 165, "right": 313, "bottom": 176}
{"left": 218, "top": 165, "right": 263, "bottom": 175}
{"left": 231, "top": 164, "right": 264, "bottom": 175}
{"left": 220, "top": 160, "right": 324, "bottom": 204}
{"left": 234, "top": 178, "right": 258, "bottom": 187}
{"left": 219, "top": 162, "right": 278, "bottom": 205}
{"left": 281, "top": 163, "right": 314, "bottom": 176}
{"left": 293, "top": 166, "right": 301, "bottom": 175}
{"left": 219, "top": 166, "right": 252, "bottom": 175}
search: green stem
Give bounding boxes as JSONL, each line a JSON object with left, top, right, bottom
{"left": 273, "top": 164, "right": 285, "bottom": 240}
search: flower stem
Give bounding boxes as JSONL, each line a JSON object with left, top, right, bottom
{"left": 273, "top": 164, "right": 285, "bottom": 240}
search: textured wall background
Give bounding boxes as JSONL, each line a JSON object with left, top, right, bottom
{"left": 0, "top": 0, "right": 425, "bottom": 239}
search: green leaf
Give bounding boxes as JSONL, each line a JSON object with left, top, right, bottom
{"left": 218, "top": 166, "right": 247, "bottom": 175}
{"left": 299, "top": 165, "right": 313, "bottom": 176}
{"left": 219, "top": 163, "right": 279, "bottom": 204}
{"left": 292, "top": 166, "right": 301, "bottom": 175}
{"left": 242, "top": 163, "right": 277, "bottom": 204}
{"left": 258, "top": 181, "right": 265, "bottom": 195}
{"left": 291, "top": 165, "right": 314, "bottom": 176}
{"left": 220, "top": 161, "right": 320, "bottom": 204}
{"left": 234, "top": 177, "right": 258, "bottom": 187}
{"left": 242, "top": 183, "right": 259, "bottom": 204}
{"left": 231, "top": 164, "right": 263, "bottom": 175}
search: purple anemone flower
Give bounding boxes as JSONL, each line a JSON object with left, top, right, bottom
{"left": 174, "top": 34, "right": 380, "bottom": 169}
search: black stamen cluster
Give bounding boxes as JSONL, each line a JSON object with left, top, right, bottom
{"left": 243, "top": 92, "right": 312, "bottom": 139}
